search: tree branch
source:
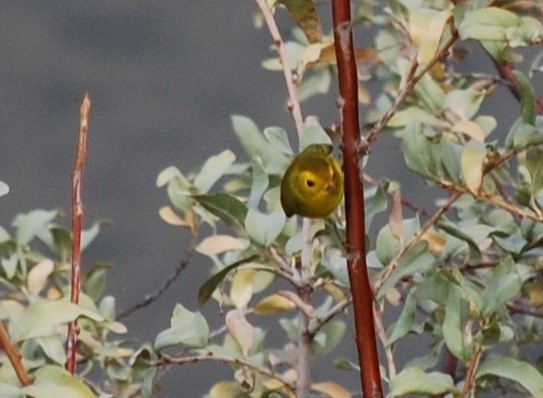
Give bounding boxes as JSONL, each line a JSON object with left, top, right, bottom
{"left": 65, "top": 93, "right": 91, "bottom": 374}
{"left": 0, "top": 323, "right": 32, "bottom": 386}
{"left": 331, "top": 1, "right": 383, "bottom": 396}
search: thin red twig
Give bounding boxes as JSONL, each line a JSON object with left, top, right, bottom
{"left": 331, "top": 1, "right": 383, "bottom": 397}
{"left": 65, "top": 93, "right": 91, "bottom": 374}
{"left": 0, "top": 323, "right": 32, "bottom": 386}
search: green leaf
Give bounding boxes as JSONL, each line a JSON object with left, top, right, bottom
{"left": 377, "top": 241, "right": 434, "bottom": 298}
{"left": 480, "top": 256, "right": 521, "bottom": 317}
{"left": 154, "top": 304, "right": 209, "bottom": 350}
{"left": 247, "top": 158, "right": 269, "bottom": 209}
{"left": 444, "top": 89, "right": 485, "bottom": 120}
{"left": 156, "top": 166, "right": 190, "bottom": 188}
{"left": 141, "top": 367, "right": 157, "bottom": 398}
{"left": 81, "top": 220, "right": 109, "bottom": 251}
{"left": 439, "top": 139, "right": 462, "bottom": 184}
{"left": 23, "top": 365, "right": 95, "bottom": 398}
{"left": 263, "top": 126, "right": 294, "bottom": 156}
{"left": 505, "top": 119, "right": 543, "bottom": 150}
{"left": 438, "top": 219, "right": 482, "bottom": 263}
{"left": 231, "top": 115, "right": 290, "bottom": 175}
{"left": 514, "top": 70, "right": 537, "bottom": 126}
{"left": 402, "top": 121, "right": 432, "bottom": 179}
{"left": 36, "top": 336, "right": 67, "bottom": 365}
{"left": 0, "top": 181, "right": 9, "bottom": 197}
{"left": 198, "top": 255, "right": 259, "bottom": 306}
{"left": 388, "top": 291, "right": 416, "bottom": 345}
{"left": 10, "top": 300, "right": 104, "bottom": 342}
{"left": 365, "top": 181, "right": 389, "bottom": 231}
{"left": 245, "top": 209, "right": 286, "bottom": 247}
{"left": 389, "top": 367, "right": 456, "bottom": 396}
{"left": 193, "top": 193, "right": 248, "bottom": 233}
{"left": 312, "top": 320, "right": 346, "bottom": 356}
{"left": 388, "top": 107, "right": 442, "bottom": 128}
{"left": 442, "top": 286, "right": 471, "bottom": 361}
{"left": 193, "top": 150, "right": 236, "bottom": 194}
{"left": 476, "top": 356, "right": 543, "bottom": 397}
{"left": 13, "top": 209, "right": 57, "bottom": 245}
{"left": 525, "top": 147, "right": 543, "bottom": 196}
{"left": 458, "top": 8, "right": 543, "bottom": 45}
{"left": 0, "top": 383, "right": 22, "bottom": 398}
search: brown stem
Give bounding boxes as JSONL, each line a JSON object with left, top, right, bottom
{"left": 254, "top": 0, "right": 304, "bottom": 136}
{"left": 365, "top": 30, "right": 459, "bottom": 146}
{"left": 331, "top": 1, "right": 383, "bottom": 397}
{"left": 65, "top": 93, "right": 91, "bottom": 374}
{"left": 460, "top": 345, "right": 482, "bottom": 397}
{"left": 0, "top": 323, "right": 32, "bottom": 386}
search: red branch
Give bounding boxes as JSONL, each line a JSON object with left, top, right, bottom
{"left": 65, "top": 93, "right": 91, "bottom": 374}
{"left": 331, "top": 1, "right": 383, "bottom": 397}
{"left": 0, "top": 323, "right": 32, "bottom": 386}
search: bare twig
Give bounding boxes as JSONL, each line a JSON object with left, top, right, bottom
{"left": 0, "top": 323, "right": 32, "bottom": 386}
{"left": 375, "top": 191, "right": 462, "bottom": 292}
{"left": 331, "top": 1, "right": 383, "bottom": 396}
{"left": 460, "top": 345, "right": 482, "bottom": 397}
{"left": 159, "top": 353, "right": 296, "bottom": 395}
{"left": 373, "top": 303, "right": 397, "bottom": 379}
{"left": 365, "top": 30, "right": 459, "bottom": 147}
{"left": 118, "top": 228, "right": 198, "bottom": 320}
{"left": 295, "top": 218, "right": 313, "bottom": 398}
{"left": 65, "top": 93, "right": 91, "bottom": 374}
{"left": 254, "top": 0, "right": 304, "bottom": 137}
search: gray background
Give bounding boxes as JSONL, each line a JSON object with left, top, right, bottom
{"left": 0, "top": 2, "right": 529, "bottom": 397}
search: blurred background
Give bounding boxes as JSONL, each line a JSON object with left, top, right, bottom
{"left": 0, "top": 1, "right": 529, "bottom": 396}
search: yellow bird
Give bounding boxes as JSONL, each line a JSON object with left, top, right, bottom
{"left": 280, "top": 144, "right": 344, "bottom": 218}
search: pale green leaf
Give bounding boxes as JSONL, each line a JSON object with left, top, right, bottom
{"left": 231, "top": 115, "right": 290, "bottom": 175}
{"left": 0, "top": 181, "right": 9, "bottom": 197}
{"left": 480, "top": 257, "right": 521, "bottom": 317}
{"left": 13, "top": 209, "right": 57, "bottom": 245}
{"left": 23, "top": 366, "right": 95, "bottom": 398}
{"left": 154, "top": 304, "right": 209, "bottom": 350}
{"left": 247, "top": 158, "right": 269, "bottom": 209}
{"left": 193, "top": 150, "right": 236, "bottom": 194}
{"left": 263, "top": 126, "right": 294, "bottom": 155}
{"left": 476, "top": 356, "right": 543, "bottom": 397}
{"left": 443, "top": 287, "right": 471, "bottom": 361}
{"left": 245, "top": 208, "right": 286, "bottom": 247}
{"left": 389, "top": 367, "right": 456, "bottom": 396}
{"left": 11, "top": 300, "right": 104, "bottom": 342}
{"left": 299, "top": 119, "right": 332, "bottom": 150}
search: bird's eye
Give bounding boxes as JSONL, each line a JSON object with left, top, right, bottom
{"left": 306, "top": 179, "right": 315, "bottom": 187}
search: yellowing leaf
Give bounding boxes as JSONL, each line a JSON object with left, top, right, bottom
{"left": 225, "top": 309, "right": 254, "bottom": 357}
{"left": 279, "top": 0, "right": 322, "bottom": 43}
{"left": 421, "top": 229, "right": 447, "bottom": 255}
{"left": 209, "top": 381, "right": 239, "bottom": 398}
{"left": 388, "top": 185, "right": 403, "bottom": 243}
{"left": 197, "top": 235, "right": 247, "bottom": 256}
{"left": 452, "top": 120, "right": 486, "bottom": 142}
{"left": 311, "top": 381, "right": 352, "bottom": 398}
{"left": 158, "top": 206, "right": 187, "bottom": 226}
{"left": 254, "top": 293, "right": 296, "bottom": 314}
{"left": 461, "top": 140, "right": 487, "bottom": 194}
{"left": 28, "top": 259, "right": 54, "bottom": 295}
{"left": 230, "top": 269, "right": 255, "bottom": 309}
{"left": 410, "top": 9, "right": 452, "bottom": 64}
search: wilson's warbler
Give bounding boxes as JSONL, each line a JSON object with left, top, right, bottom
{"left": 280, "top": 144, "right": 344, "bottom": 218}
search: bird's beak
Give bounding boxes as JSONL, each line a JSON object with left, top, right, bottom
{"left": 326, "top": 184, "right": 337, "bottom": 194}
